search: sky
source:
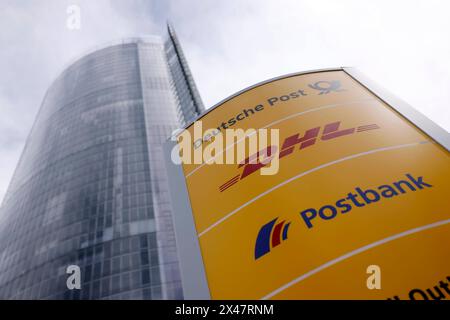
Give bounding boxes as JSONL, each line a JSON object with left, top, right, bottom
{"left": 0, "top": 0, "right": 449, "bottom": 203}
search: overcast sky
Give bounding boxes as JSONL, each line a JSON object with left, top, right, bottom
{"left": 1, "top": 0, "right": 449, "bottom": 203}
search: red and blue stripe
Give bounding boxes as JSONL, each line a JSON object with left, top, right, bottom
{"left": 255, "top": 218, "right": 291, "bottom": 259}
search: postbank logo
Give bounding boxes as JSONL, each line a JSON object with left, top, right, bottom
{"left": 255, "top": 218, "right": 291, "bottom": 259}
{"left": 254, "top": 172, "right": 434, "bottom": 259}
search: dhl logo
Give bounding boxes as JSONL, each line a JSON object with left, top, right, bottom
{"left": 219, "top": 121, "right": 380, "bottom": 192}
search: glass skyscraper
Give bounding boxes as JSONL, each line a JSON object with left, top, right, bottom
{"left": 0, "top": 26, "right": 204, "bottom": 299}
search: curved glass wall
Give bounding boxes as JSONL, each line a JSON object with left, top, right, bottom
{"left": 0, "top": 34, "right": 202, "bottom": 299}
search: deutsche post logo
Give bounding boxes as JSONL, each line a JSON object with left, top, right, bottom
{"left": 308, "top": 80, "right": 344, "bottom": 95}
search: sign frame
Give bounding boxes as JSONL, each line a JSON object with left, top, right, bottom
{"left": 163, "top": 67, "right": 450, "bottom": 299}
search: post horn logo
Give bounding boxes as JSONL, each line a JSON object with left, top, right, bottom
{"left": 255, "top": 218, "right": 291, "bottom": 260}
{"left": 308, "top": 80, "right": 344, "bottom": 95}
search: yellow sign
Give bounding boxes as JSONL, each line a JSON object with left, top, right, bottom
{"left": 179, "top": 70, "right": 450, "bottom": 299}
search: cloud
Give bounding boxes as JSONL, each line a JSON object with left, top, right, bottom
{"left": 0, "top": 0, "right": 164, "bottom": 203}
{"left": 1, "top": 0, "right": 449, "bottom": 203}
{"left": 171, "top": 0, "right": 450, "bottom": 134}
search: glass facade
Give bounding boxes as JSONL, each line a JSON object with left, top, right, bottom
{"left": 165, "top": 24, "right": 204, "bottom": 126}
{"left": 0, "top": 30, "right": 204, "bottom": 299}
